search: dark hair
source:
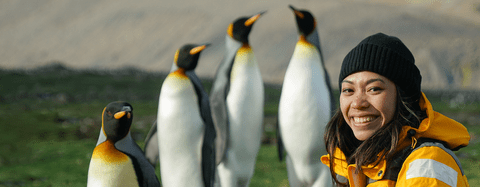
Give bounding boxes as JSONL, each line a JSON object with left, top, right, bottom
{"left": 324, "top": 86, "right": 426, "bottom": 186}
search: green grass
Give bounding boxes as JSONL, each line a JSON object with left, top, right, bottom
{"left": 0, "top": 140, "right": 95, "bottom": 187}
{"left": 454, "top": 117, "right": 480, "bottom": 185}
{"left": 0, "top": 65, "right": 479, "bottom": 186}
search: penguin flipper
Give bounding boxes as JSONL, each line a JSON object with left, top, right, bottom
{"left": 116, "top": 134, "right": 161, "bottom": 187}
{"left": 326, "top": 70, "right": 336, "bottom": 117}
{"left": 307, "top": 29, "right": 336, "bottom": 116}
{"left": 276, "top": 115, "right": 285, "bottom": 161}
{"left": 143, "top": 120, "right": 159, "bottom": 167}
{"left": 186, "top": 71, "right": 217, "bottom": 187}
{"left": 307, "top": 29, "right": 324, "bottom": 63}
{"left": 210, "top": 35, "right": 242, "bottom": 165}
{"left": 210, "top": 56, "right": 236, "bottom": 165}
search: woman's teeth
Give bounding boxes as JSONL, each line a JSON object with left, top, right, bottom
{"left": 354, "top": 116, "right": 374, "bottom": 123}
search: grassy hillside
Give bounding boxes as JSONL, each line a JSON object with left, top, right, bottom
{"left": 0, "top": 65, "right": 479, "bottom": 186}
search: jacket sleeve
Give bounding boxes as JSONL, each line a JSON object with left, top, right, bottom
{"left": 395, "top": 145, "right": 469, "bottom": 187}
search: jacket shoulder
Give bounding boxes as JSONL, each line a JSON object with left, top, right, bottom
{"left": 396, "top": 144, "right": 469, "bottom": 187}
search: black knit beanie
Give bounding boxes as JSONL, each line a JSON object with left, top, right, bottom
{"left": 339, "top": 33, "right": 422, "bottom": 101}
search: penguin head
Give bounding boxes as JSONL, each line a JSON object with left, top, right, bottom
{"left": 289, "top": 5, "right": 316, "bottom": 37}
{"left": 174, "top": 44, "right": 210, "bottom": 71}
{"left": 102, "top": 101, "right": 133, "bottom": 142}
{"left": 227, "top": 11, "right": 266, "bottom": 44}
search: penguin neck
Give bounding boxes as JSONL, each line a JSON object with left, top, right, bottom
{"left": 171, "top": 68, "right": 188, "bottom": 79}
{"left": 238, "top": 43, "right": 252, "bottom": 52}
{"left": 291, "top": 34, "right": 321, "bottom": 66}
{"left": 298, "top": 35, "right": 311, "bottom": 45}
{"left": 296, "top": 35, "right": 317, "bottom": 52}
{"left": 92, "top": 139, "right": 129, "bottom": 163}
{"left": 235, "top": 43, "right": 253, "bottom": 61}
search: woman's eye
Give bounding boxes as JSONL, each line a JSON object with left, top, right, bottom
{"left": 368, "top": 87, "right": 383, "bottom": 92}
{"left": 342, "top": 88, "right": 353, "bottom": 93}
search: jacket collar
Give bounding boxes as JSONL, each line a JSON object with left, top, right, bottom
{"left": 321, "top": 148, "right": 387, "bottom": 180}
{"left": 397, "top": 92, "right": 470, "bottom": 151}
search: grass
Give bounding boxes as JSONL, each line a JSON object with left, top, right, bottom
{"left": 0, "top": 64, "right": 479, "bottom": 186}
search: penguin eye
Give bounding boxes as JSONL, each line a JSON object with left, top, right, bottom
{"left": 106, "top": 111, "right": 112, "bottom": 116}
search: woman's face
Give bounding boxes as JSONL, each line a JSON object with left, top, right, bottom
{"left": 340, "top": 71, "right": 397, "bottom": 141}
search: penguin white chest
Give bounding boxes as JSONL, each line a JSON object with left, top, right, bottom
{"left": 228, "top": 46, "right": 264, "bottom": 116}
{"left": 87, "top": 141, "right": 139, "bottom": 187}
{"left": 158, "top": 73, "right": 204, "bottom": 129}
{"left": 279, "top": 40, "right": 331, "bottom": 153}
{"left": 157, "top": 73, "right": 204, "bottom": 142}
{"left": 280, "top": 40, "right": 330, "bottom": 118}
{"left": 157, "top": 72, "right": 205, "bottom": 186}
{"left": 226, "top": 46, "right": 264, "bottom": 155}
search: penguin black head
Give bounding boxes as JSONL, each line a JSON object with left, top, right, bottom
{"left": 102, "top": 101, "right": 133, "bottom": 142}
{"left": 289, "top": 5, "right": 316, "bottom": 37}
{"left": 228, "top": 11, "right": 266, "bottom": 44}
{"left": 175, "top": 44, "right": 210, "bottom": 71}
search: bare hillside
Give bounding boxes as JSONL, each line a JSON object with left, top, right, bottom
{"left": 1, "top": 0, "right": 479, "bottom": 89}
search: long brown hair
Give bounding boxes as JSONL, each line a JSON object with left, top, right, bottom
{"left": 324, "top": 86, "right": 426, "bottom": 186}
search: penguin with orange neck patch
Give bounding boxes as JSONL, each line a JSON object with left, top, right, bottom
{"left": 88, "top": 101, "right": 160, "bottom": 187}
{"left": 277, "top": 5, "right": 334, "bottom": 187}
{"left": 210, "top": 12, "right": 265, "bottom": 187}
{"left": 156, "top": 44, "right": 216, "bottom": 187}
{"left": 143, "top": 56, "right": 180, "bottom": 167}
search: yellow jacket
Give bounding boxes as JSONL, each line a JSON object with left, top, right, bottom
{"left": 321, "top": 93, "right": 470, "bottom": 187}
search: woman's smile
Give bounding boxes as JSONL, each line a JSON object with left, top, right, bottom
{"left": 351, "top": 116, "right": 377, "bottom": 124}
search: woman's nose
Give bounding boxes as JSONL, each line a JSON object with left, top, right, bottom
{"left": 351, "top": 94, "right": 369, "bottom": 109}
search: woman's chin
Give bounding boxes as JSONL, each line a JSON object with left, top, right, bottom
{"left": 353, "top": 130, "right": 377, "bottom": 141}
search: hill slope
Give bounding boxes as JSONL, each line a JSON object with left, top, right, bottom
{"left": 1, "top": 0, "right": 479, "bottom": 89}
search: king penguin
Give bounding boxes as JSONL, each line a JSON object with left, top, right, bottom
{"left": 277, "top": 5, "right": 334, "bottom": 187}
{"left": 143, "top": 58, "right": 180, "bottom": 167}
{"left": 87, "top": 101, "right": 160, "bottom": 187}
{"left": 209, "top": 12, "right": 265, "bottom": 187}
{"left": 156, "top": 44, "right": 216, "bottom": 187}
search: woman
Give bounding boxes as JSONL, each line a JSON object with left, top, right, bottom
{"left": 321, "top": 33, "right": 470, "bottom": 186}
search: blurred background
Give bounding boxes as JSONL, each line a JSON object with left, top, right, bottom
{"left": 1, "top": 0, "right": 480, "bottom": 89}
{"left": 0, "top": 0, "right": 479, "bottom": 186}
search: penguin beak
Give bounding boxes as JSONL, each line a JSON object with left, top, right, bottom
{"left": 189, "top": 44, "right": 210, "bottom": 55}
{"left": 114, "top": 111, "right": 127, "bottom": 119}
{"left": 245, "top": 11, "right": 266, "bottom": 27}
{"left": 114, "top": 111, "right": 132, "bottom": 119}
{"left": 289, "top": 5, "right": 304, "bottom": 19}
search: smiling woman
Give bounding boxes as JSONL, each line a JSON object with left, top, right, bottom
{"left": 340, "top": 71, "right": 397, "bottom": 141}
{"left": 322, "top": 33, "right": 471, "bottom": 187}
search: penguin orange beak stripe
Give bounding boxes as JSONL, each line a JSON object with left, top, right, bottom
{"left": 114, "top": 111, "right": 127, "bottom": 119}
{"left": 245, "top": 11, "right": 265, "bottom": 27}
{"left": 189, "top": 44, "right": 210, "bottom": 55}
{"left": 293, "top": 10, "right": 304, "bottom": 19}
{"left": 289, "top": 5, "right": 304, "bottom": 19}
